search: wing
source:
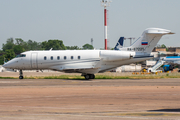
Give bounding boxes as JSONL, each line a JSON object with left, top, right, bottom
{"left": 49, "top": 58, "right": 102, "bottom": 74}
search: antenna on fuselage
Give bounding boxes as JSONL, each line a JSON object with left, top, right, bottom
{"left": 49, "top": 48, "right": 53, "bottom": 51}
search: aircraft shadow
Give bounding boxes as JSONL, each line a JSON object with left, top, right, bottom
{"left": 129, "top": 79, "right": 141, "bottom": 80}
{"left": 62, "top": 79, "right": 92, "bottom": 81}
{"left": 148, "top": 108, "right": 180, "bottom": 112}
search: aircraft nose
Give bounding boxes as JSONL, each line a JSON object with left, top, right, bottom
{"left": 2, "top": 63, "right": 10, "bottom": 68}
{"left": 2, "top": 60, "right": 15, "bottom": 69}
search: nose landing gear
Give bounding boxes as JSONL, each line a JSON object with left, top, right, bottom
{"left": 19, "top": 70, "right": 23, "bottom": 79}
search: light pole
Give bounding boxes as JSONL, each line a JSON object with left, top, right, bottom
{"left": 101, "top": 0, "right": 111, "bottom": 50}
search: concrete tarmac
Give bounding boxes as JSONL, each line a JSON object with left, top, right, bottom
{"left": 0, "top": 74, "right": 180, "bottom": 119}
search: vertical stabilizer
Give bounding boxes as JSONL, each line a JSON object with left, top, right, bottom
{"left": 120, "top": 28, "right": 174, "bottom": 54}
{"left": 114, "top": 37, "right": 124, "bottom": 50}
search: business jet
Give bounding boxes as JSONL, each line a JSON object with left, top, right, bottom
{"left": 3, "top": 28, "right": 174, "bottom": 79}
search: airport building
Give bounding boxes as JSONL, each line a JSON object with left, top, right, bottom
{"left": 153, "top": 47, "right": 180, "bottom": 56}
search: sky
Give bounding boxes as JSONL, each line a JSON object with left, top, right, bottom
{"left": 0, "top": 0, "right": 180, "bottom": 49}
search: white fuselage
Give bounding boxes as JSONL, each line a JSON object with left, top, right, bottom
{"left": 163, "top": 56, "right": 180, "bottom": 64}
{"left": 2, "top": 28, "right": 174, "bottom": 79}
{"left": 3, "top": 50, "right": 152, "bottom": 74}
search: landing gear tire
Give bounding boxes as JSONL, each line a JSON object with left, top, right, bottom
{"left": 84, "top": 75, "right": 90, "bottom": 80}
{"left": 19, "top": 70, "right": 24, "bottom": 79}
{"left": 84, "top": 74, "right": 95, "bottom": 80}
{"left": 19, "top": 76, "right": 23, "bottom": 79}
{"left": 89, "top": 74, "right": 95, "bottom": 79}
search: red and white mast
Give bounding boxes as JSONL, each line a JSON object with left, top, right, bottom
{"left": 101, "top": 0, "right": 111, "bottom": 50}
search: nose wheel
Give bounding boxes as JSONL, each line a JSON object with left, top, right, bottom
{"left": 19, "top": 76, "right": 24, "bottom": 79}
{"left": 19, "top": 70, "right": 24, "bottom": 79}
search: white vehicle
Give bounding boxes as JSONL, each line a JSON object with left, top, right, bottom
{"left": 3, "top": 28, "right": 174, "bottom": 79}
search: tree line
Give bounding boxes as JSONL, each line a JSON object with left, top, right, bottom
{"left": 0, "top": 38, "right": 94, "bottom": 65}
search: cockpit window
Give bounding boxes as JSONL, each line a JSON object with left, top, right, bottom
{"left": 16, "top": 54, "right": 26, "bottom": 58}
{"left": 16, "top": 55, "right": 20, "bottom": 57}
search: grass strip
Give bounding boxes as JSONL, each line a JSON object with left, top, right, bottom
{"left": 1, "top": 73, "right": 180, "bottom": 79}
{"left": 0, "top": 76, "right": 17, "bottom": 79}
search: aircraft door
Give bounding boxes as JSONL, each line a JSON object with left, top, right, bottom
{"left": 31, "top": 53, "right": 38, "bottom": 69}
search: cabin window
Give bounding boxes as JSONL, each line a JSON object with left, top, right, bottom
{"left": 44, "top": 56, "right": 47, "bottom": 60}
{"left": 78, "top": 56, "right": 80, "bottom": 59}
{"left": 71, "top": 56, "right": 73, "bottom": 60}
{"left": 51, "top": 56, "right": 53, "bottom": 60}
{"left": 64, "top": 56, "right": 66, "bottom": 60}
{"left": 57, "top": 56, "right": 60, "bottom": 60}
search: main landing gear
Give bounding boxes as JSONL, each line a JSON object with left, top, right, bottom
{"left": 19, "top": 70, "right": 24, "bottom": 79}
{"left": 83, "top": 74, "right": 95, "bottom": 80}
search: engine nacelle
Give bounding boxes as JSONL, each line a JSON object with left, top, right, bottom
{"left": 100, "top": 50, "right": 131, "bottom": 61}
